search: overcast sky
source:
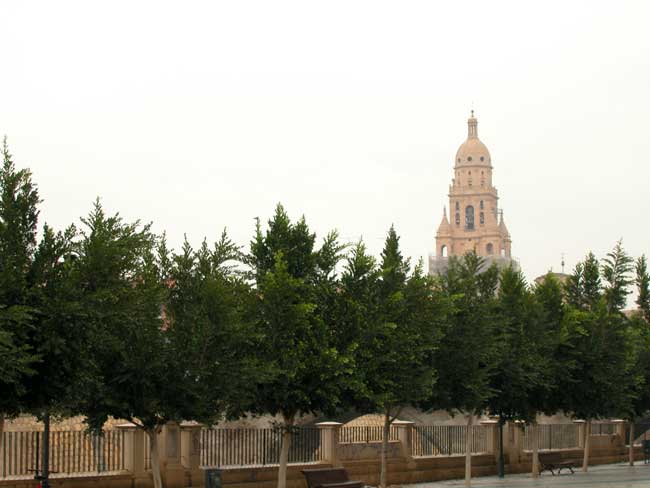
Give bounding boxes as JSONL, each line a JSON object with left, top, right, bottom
{"left": 2, "top": 0, "right": 649, "bottom": 285}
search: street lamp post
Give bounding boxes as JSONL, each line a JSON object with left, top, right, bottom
{"left": 498, "top": 418, "right": 505, "bottom": 478}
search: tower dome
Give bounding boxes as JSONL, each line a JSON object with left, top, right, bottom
{"left": 455, "top": 111, "right": 491, "bottom": 167}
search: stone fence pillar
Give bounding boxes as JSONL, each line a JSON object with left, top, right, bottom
{"left": 480, "top": 420, "right": 499, "bottom": 457}
{"left": 612, "top": 419, "right": 626, "bottom": 441}
{"left": 316, "top": 422, "right": 342, "bottom": 467}
{"left": 573, "top": 420, "right": 586, "bottom": 448}
{"left": 506, "top": 421, "right": 524, "bottom": 465}
{"left": 116, "top": 423, "right": 149, "bottom": 487}
{"left": 393, "top": 420, "right": 416, "bottom": 469}
{"left": 180, "top": 421, "right": 203, "bottom": 487}
{"left": 161, "top": 422, "right": 184, "bottom": 488}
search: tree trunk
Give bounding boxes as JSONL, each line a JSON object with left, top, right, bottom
{"left": 531, "top": 423, "right": 539, "bottom": 478}
{"left": 380, "top": 410, "right": 390, "bottom": 488}
{"left": 277, "top": 413, "right": 294, "bottom": 488}
{"left": 147, "top": 428, "right": 164, "bottom": 488}
{"left": 465, "top": 414, "right": 473, "bottom": 487}
{"left": 582, "top": 420, "right": 591, "bottom": 472}
{"left": 629, "top": 421, "right": 635, "bottom": 466}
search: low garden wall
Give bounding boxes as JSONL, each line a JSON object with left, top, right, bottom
{"left": 0, "top": 420, "right": 644, "bottom": 488}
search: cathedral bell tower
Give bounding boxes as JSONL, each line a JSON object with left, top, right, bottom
{"left": 429, "top": 112, "right": 515, "bottom": 274}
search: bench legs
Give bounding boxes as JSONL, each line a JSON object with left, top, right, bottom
{"left": 541, "top": 465, "right": 555, "bottom": 476}
{"left": 548, "top": 465, "right": 574, "bottom": 475}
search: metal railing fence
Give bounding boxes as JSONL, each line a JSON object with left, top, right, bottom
{"left": 523, "top": 424, "right": 579, "bottom": 451}
{"left": 591, "top": 422, "right": 616, "bottom": 435}
{"left": 625, "top": 423, "right": 650, "bottom": 446}
{"left": 200, "top": 427, "right": 322, "bottom": 468}
{"left": 1, "top": 429, "right": 126, "bottom": 478}
{"left": 339, "top": 426, "right": 398, "bottom": 444}
{"left": 412, "top": 425, "right": 489, "bottom": 457}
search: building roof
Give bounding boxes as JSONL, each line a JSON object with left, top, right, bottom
{"left": 533, "top": 272, "right": 570, "bottom": 285}
{"left": 498, "top": 213, "right": 510, "bottom": 237}
{"left": 436, "top": 206, "right": 451, "bottom": 236}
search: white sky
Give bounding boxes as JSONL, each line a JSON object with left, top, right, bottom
{"left": 2, "top": 0, "right": 649, "bottom": 285}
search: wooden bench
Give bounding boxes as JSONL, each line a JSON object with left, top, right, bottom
{"left": 302, "top": 467, "right": 365, "bottom": 488}
{"left": 538, "top": 452, "right": 578, "bottom": 475}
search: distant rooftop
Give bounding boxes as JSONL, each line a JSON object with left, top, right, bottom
{"left": 428, "top": 254, "right": 520, "bottom": 276}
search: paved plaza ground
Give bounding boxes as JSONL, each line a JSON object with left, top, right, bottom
{"left": 406, "top": 463, "right": 650, "bottom": 488}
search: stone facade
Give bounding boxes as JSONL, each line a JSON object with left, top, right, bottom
{"left": 430, "top": 113, "right": 517, "bottom": 275}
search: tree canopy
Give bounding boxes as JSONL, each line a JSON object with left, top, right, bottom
{"left": 3, "top": 141, "right": 650, "bottom": 487}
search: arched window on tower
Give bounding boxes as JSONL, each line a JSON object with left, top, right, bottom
{"left": 486, "top": 243, "right": 494, "bottom": 255}
{"left": 455, "top": 201, "right": 460, "bottom": 211}
{"left": 480, "top": 200, "right": 484, "bottom": 209}
{"left": 441, "top": 245, "right": 448, "bottom": 257}
{"left": 455, "top": 212, "right": 460, "bottom": 225}
{"left": 465, "top": 206, "right": 475, "bottom": 230}
{"left": 480, "top": 212, "right": 484, "bottom": 224}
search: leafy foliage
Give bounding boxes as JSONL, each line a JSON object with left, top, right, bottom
{"left": 558, "top": 248, "right": 637, "bottom": 421}
{"left": 636, "top": 255, "right": 650, "bottom": 322}
{"left": 352, "top": 226, "right": 444, "bottom": 416}
{"left": 248, "top": 204, "right": 348, "bottom": 420}
{"left": 565, "top": 252, "right": 601, "bottom": 311}
{"left": 601, "top": 241, "right": 634, "bottom": 314}
{"left": 487, "top": 267, "right": 554, "bottom": 423}
{"left": 0, "top": 138, "right": 40, "bottom": 417}
{"left": 23, "top": 224, "right": 84, "bottom": 417}
{"left": 531, "top": 274, "right": 572, "bottom": 415}
{"left": 75, "top": 206, "right": 257, "bottom": 431}
{"left": 432, "top": 252, "right": 499, "bottom": 415}
{"left": 73, "top": 201, "right": 170, "bottom": 430}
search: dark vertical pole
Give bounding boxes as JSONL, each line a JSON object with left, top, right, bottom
{"left": 498, "top": 418, "right": 505, "bottom": 479}
{"left": 42, "top": 413, "right": 51, "bottom": 488}
{"left": 35, "top": 431, "right": 40, "bottom": 476}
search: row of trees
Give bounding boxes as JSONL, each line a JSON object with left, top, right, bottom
{"left": 2, "top": 140, "right": 650, "bottom": 488}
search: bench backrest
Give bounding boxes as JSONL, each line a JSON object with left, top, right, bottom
{"left": 538, "top": 452, "right": 565, "bottom": 463}
{"left": 302, "top": 468, "right": 350, "bottom": 488}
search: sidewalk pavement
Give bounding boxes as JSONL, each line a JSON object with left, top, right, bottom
{"left": 405, "top": 463, "right": 650, "bottom": 488}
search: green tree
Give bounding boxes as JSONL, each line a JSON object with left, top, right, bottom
{"left": 74, "top": 204, "right": 256, "bottom": 488}
{"left": 635, "top": 255, "right": 650, "bottom": 322}
{"left": 528, "top": 273, "right": 574, "bottom": 475}
{"left": 432, "top": 252, "right": 499, "bottom": 487}
{"left": 349, "top": 228, "right": 445, "bottom": 488}
{"left": 559, "top": 248, "right": 636, "bottom": 472}
{"left": 248, "top": 204, "right": 348, "bottom": 488}
{"left": 331, "top": 241, "right": 378, "bottom": 409}
{"left": 601, "top": 241, "right": 634, "bottom": 314}
{"left": 625, "top": 313, "right": 650, "bottom": 465}
{"left": 71, "top": 202, "right": 169, "bottom": 488}
{"left": 565, "top": 252, "right": 601, "bottom": 311}
{"left": 0, "top": 138, "right": 40, "bottom": 461}
{"left": 623, "top": 258, "right": 650, "bottom": 465}
{"left": 165, "top": 232, "right": 261, "bottom": 425}
{"left": 488, "top": 267, "right": 554, "bottom": 478}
